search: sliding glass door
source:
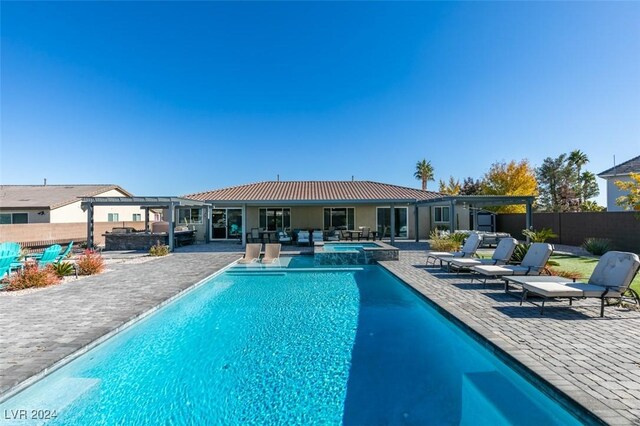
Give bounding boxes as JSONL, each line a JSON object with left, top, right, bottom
{"left": 259, "top": 208, "right": 291, "bottom": 231}
{"left": 323, "top": 207, "right": 355, "bottom": 230}
{"left": 210, "top": 208, "right": 243, "bottom": 240}
{"left": 376, "top": 207, "right": 408, "bottom": 238}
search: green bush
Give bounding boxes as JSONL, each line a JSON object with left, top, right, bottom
{"left": 583, "top": 238, "right": 611, "bottom": 256}
{"left": 429, "top": 230, "right": 460, "bottom": 252}
{"left": 510, "top": 243, "right": 531, "bottom": 263}
{"left": 149, "top": 243, "right": 170, "bottom": 257}
{"left": 522, "top": 227, "right": 558, "bottom": 243}
{"left": 52, "top": 262, "right": 75, "bottom": 277}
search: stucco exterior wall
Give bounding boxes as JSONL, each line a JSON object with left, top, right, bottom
{"left": 0, "top": 208, "right": 51, "bottom": 224}
{"left": 50, "top": 189, "right": 149, "bottom": 223}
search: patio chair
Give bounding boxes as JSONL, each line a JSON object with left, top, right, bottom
{"left": 30, "top": 241, "right": 74, "bottom": 264}
{"left": 325, "top": 228, "right": 340, "bottom": 241}
{"left": 0, "top": 242, "right": 23, "bottom": 272}
{"left": 298, "top": 231, "right": 310, "bottom": 246}
{"left": 238, "top": 243, "right": 261, "bottom": 264}
{"left": 340, "top": 230, "right": 351, "bottom": 241}
{"left": 262, "top": 244, "right": 282, "bottom": 264}
{"left": 312, "top": 230, "right": 324, "bottom": 244}
{"left": 278, "top": 231, "right": 292, "bottom": 245}
{"left": 446, "top": 238, "right": 518, "bottom": 273}
{"left": 359, "top": 227, "right": 371, "bottom": 241}
{"left": 426, "top": 232, "right": 482, "bottom": 267}
{"left": 516, "top": 251, "right": 640, "bottom": 317}
{"left": 249, "top": 228, "right": 261, "bottom": 243}
{"left": 470, "top": 243, "right": 554, "bottom": 285}
{"left": 35, "top": 244, "right": 62, "bottom": 268}
{"left": 0, "top": 252, "right": 20, "bottom": 280}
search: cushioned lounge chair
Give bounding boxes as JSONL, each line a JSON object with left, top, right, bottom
{"left": 426, "top": 232, "right": 482, "bottom": 267}
{"left": 447, "top": 237, "right": 518, "bottom": 273}
{"left": 470, "top": 243, "right": 554, "bottom": 286}
{"left": 262, "top": 244, "right": 281, "bottom": 264}
{"left": 513, "top": 251, "right": 640, "bottom": 317}
{"left": 238, "top": 244, "right": 261, "bottom": 264}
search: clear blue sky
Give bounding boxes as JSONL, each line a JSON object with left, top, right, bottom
{"left": 2, "top": 2, "right": 639, "bottom": 204}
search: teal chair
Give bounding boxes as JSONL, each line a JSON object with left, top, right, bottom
{"left": 30, "top": 241, "right": 74, "bottom": 264}
{"left": 0, "top": 253, "right": 19, "bottom": 280}
{"left": 0, "top": 242, "right": 23, "bottom": 273}
{"left": 36, "top": 245, "right": 62, "bottom": 268}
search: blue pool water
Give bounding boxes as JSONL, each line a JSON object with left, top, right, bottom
{"left": 0, "top": 260, "right": 584, "bottom": 425}
{"left": 323, "top": 243, "right": 379, "bottom": 252}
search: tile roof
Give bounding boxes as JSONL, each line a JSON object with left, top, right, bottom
{"left": 184, "top": 181, "right": 441, "bottom": 203}
{"left": 0, "top": 185, "right": 132, "bottom": 209}
{"left": 598, "top": 155, "right": 640, "bottom": 177}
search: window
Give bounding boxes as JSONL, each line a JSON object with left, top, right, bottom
{"left": 132, "top": 214, "right": 142, "bottom": 221}
{"left": 259, "top": 208, "right": 290, "bottom": 231}
{"left": 433, "top": 206, "right": 450, "bottom": 223}
{"left": 323, "top": 207, "right": 355, "bottom": 230}
{"left": 0, "top": 212, "right": 28, "bottom": 224}
{"left": 376, "top": 207, "right": 408, "bottom": 238}
{"left": 107, "top": 213, "right": 119, "bottom": 222}
{"left": 178, "top": 208, "right": 202, "bottom": 224}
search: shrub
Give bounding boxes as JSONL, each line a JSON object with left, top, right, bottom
{"left": 548, "top": 268, "right": 583, "bottom": 280}
{"left": 52, "top": 261, "right": 75, "bottom": 277}
{"left": 429, "top": 230, "right": 460, "bottom": 252}
{"left": 6, "top": 263, "right": 61, "bottom": 291}
{"left": 522, "top": 227, "right": 558, "bottom": 243}
{"left": 583, "top": 238, "right": 611, "bottom": 256}
{"left": 510, "top": 243, "right": 531, "bottom": 263}
{"left": 450, "top": 231, "right": 470, "bottom": 245}
{"left": 77, "top": 250, "right": 105, "bottom": 275}
{"left": 149, "top": 243, "right": 170, "bottom": 257}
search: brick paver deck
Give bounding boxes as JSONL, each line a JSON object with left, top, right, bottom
{"left": 380, "top": 245, "right": 640, "bottom": 425}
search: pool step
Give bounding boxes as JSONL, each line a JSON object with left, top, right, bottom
{"left": 460, "top": 372, "right": 562, "bottom": 425}
{"left": 2, "top": 377, "right": 100, "bottom": 425}
{"left": 227, "top": 267, "right": 364, "bottom": 275}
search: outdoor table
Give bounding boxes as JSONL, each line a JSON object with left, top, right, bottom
{"left": 347, "top": 230, "right": 362, "bottom": 240}
{"left": 370, "top": 231, "right": 378, "bottom": 241}
{"left": 259, "top": 231, "right": 278, "bottom": 243}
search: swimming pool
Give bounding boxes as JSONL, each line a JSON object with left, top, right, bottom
{"left": 0, "top": 259, "right": 587, "bottom": 425}
{"left": 323, "top": 243, "right": 379, "bottom": 252}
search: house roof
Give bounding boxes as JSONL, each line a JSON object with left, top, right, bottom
{"left": 184, "top": 181, "right": 442, "bottom": 204}
{"left": 598, "top": 155, "right": 640, "bottom": 177}
{"left": 0, "top": 185, "right": 133, "bottom": 209}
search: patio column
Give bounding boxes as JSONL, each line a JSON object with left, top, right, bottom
{"left": 472, "top": 205, "right": 478, "bottom": 231}
{"left": 204, "top": 205, "right": 211, "bottom": 242}
{"left": 414, "top": 204, "right": 419, "bottom": 242}
{"left": 241, "top": 203, "right": 247, "bottom": 247}
{"left": 449, "top": 199, "right": 456, "bottom": 232}
{"left": 144, "top": 208, "right": 150, "bottom": 232}
{"left": 390, "top": 203, "right": 396, "bottom": 245}
{"left": 86, "top": 204, "right": 94, "bottom": 249}
{"left": 525, "top": 199, "right": 533, "bottom": 243}
{"left": 168, "top": 203, "right": 175, "bottom": 252}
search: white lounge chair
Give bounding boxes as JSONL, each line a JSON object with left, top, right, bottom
{"left": 510, "top": 251, "right": 640, "bottom": 317}
{"left": 447, "top": 237, "right": 518, "bottom": 273}
{"left": 238, "top": 243, "right": 261, "bottom": 264}
{"left": 297, "top": 231, "right": 310, "bottom": 246}
{"left": 470, "top": 242, "right": 554, "bottom": 286}
{"left": 262, "top": 243, "right": 282, "bottom": 264}
{"left": 426, "top": 232, "right": 482, "bottom": 267}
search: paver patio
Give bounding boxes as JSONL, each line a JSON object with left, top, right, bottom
{"left": 1, "top": 242, "right": 638, "bottom": 425}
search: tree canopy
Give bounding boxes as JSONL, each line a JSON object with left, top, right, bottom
{"left": 481, "top": 160, "right": 538, "bottom": 213}
{"left": 414, "top": 159, "right": 435, "bottom": 190}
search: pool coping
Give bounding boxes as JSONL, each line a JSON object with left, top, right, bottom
{"left": 377, "top": 261, "right": 608, "bottom": 426}
{"left": 0, "top": 259, "right": 239, "bottom": 404}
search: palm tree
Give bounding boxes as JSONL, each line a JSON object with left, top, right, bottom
{"left": 568, "top": 150, "right": 589, "bottom": 204}
{"left": 414, "top": 159, "right": 435, "bottom": 190}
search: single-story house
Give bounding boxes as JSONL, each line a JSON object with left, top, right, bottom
{"left": 598, "top": 155, "right": 640, "bottom": 212}
{"left": 0, "top": 184, "right": 159, "bottom": 224}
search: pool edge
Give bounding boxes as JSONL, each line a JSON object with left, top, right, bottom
{"left": 0, "top": 259, "right": 240, "bottom": 404}
{"left": 376, "top": 262, "right": 607, "bottom": 426}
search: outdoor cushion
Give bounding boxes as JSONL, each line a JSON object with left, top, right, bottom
{"left": 472, "top": 265, "right": 532, "bottom": 276}
{"left": 521, "top": 281, "right": 584, "bottom": 298}
{"left": 564, "top": 283, "right": 622, "bottom": 298}
{"left": 492, "top": 238, "right": 518, "bottom": 262}
{"left": 429, "top": 251, "right": 463, "bottom": 258}
{"left": 521, "top": 243, "right": 554, "bottom": 268}
{"left": 588, "top": 251, "right": 640, "bottom": 292}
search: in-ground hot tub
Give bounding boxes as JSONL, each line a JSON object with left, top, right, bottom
{"left": 314, "top": 241, "right": 399, "bottom": 265}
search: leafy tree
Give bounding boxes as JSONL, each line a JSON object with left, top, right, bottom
{"left": 481, "top": 160, "right": 538, "bottom": 213}
{"left": 536, "top": 154, "right": 579, "bottom": 212}
{"left": 438, "top": 176, "right": 461, "bottom": 195}
{"left": 460, "top": 177, "right": 483, "bottom": 195}
{"left": 615, "top": 173, "right": 640, "bottom": 217}
{"left": 579, "top": 171, "right": 599, "bottom": 202}
{"left": 414, "top": 159, "right": 435, "bottom": 191}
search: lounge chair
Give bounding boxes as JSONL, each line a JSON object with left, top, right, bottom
{"left": 447, "top": 238, "right": 518, "bottom": 273}
{"left": 262, "top": 244, "right": 282, "bottom": 264}
{"left": 312, "top": 230, "right": 324, "bottom": 244}
{"left": 511, "top": 251, "right": 640, "bottom": 317}
{"left": 426, "top": 232, "right": 482, "bottom": 267}
{"left": 238, "top": 243, "right": 261, "bottom": 264}
{"left": 470, "top": 242, "right": 554, "bottom": 286}
{"left": 297, "top": 231, "right": 310, "bottom": 246}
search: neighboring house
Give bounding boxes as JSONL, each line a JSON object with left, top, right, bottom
{"left": 597, "top": 155, "right": 640, "bottom": 212}
{"left": 184, "top": 180, "right": 468, "bottom": 241}
{"left": 0, "top": 184, "right": 159, "bottom": 224}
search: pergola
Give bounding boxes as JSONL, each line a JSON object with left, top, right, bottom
{"left": 80, "top": 196, "right": 210, "bottom": 251}
{"left": 412, "top": 195, "right": 535, "bottom": 242}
